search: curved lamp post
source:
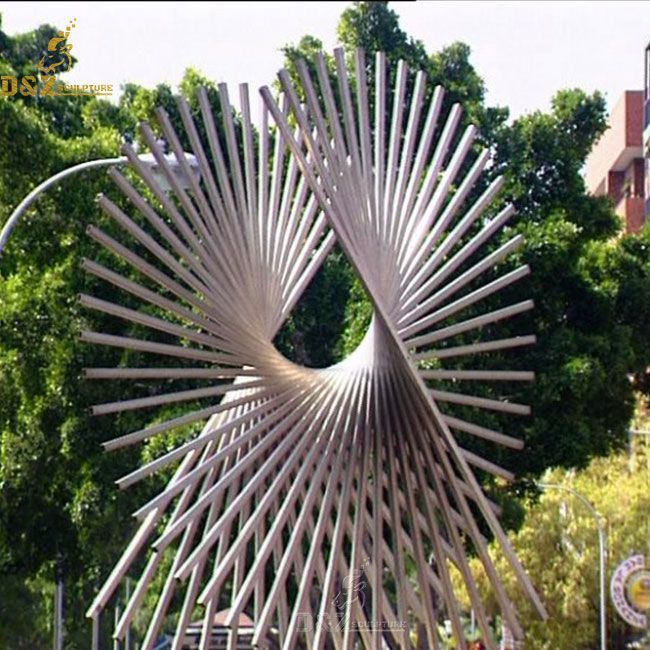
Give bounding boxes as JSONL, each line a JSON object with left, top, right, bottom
{"left": 0, "top": 146, "right": 199, "bottom": 650}
{"left": 0, "top": 151, "right": 200, "bottom": 257}
{"left": 537, "top": 482, "right": 607, "bottom": 650}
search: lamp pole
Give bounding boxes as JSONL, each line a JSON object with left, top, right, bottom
{"left": 0, "top": 149, "right": 200, "bottom": 257}
{"left": 537, "top": 482, "right": 607, "bottom": 650}
{"left": 0, "top": 157, "right": 128, "bottom": 255}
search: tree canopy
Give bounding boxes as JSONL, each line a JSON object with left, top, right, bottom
{"left": 450, "top": 446, "right": 650, "bottom": 648}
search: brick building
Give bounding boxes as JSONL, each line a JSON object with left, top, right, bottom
{"left": 584, "top": 44, "right": 650, "bottom": 234}
{"left": 584, "top": 90, "right": 646, "bottom": 233}
{"left": 643, "top": 43, "right": 650, "bottom": 219}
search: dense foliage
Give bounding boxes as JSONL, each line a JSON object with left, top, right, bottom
{"left": 1, "top": 3, "right": 650, "bottom": 646}
{"left": 451, "top": 442, "right": 650, "bottom": 649}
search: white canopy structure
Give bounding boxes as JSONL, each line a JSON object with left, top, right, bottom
{"left": 82, "top": 48, "right": 547, "bottom": 650}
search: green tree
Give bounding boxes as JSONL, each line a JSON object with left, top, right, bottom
{"left": 0, "top": 81, "right": 138, "bottom": 650}
{"left": 0, "top": 9, "right": 257, "bottom": 636}
{"left": 495, "top": 91, "right": 650, "bottom": 478}
{"left": 0, "top": 20, "right": 229, "bottom": 646}
{"left": 451, "top": 450, "right": 650, "bottom": 649}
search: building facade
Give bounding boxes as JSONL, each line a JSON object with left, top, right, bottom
{"left": 585, "top": 90, "right": 646, "bottom": 234}
{"left": 643, "top": 43, "right": 650, "bottom": 219}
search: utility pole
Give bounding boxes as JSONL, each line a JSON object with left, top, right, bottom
{"left": 53, "top": 556, "right": 64, "bottom": 650}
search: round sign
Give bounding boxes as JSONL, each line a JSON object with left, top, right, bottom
{"left": 611, "top": 554, "right": 648, "bottom": 629}
{"left": 627, "top": 569, "right": 650, "bottom": 611}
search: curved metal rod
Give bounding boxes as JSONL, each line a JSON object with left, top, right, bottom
{"left": 0, "top": 156, "right": 128, "bottom": 256}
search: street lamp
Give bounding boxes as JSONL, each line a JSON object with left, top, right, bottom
{"left": 537, "top": 482, "right": 607, "bottom": 650}
{"left": 0, "top": 148, "right": 200, "bottom": 257}
{"left": 0, "top": 144, "right": 200, "bottom": 650}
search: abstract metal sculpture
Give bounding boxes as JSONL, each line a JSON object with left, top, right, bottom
{"left": 82, "top": 48, "right": 547, "bottom": 649}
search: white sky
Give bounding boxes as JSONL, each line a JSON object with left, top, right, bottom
{"left": 2, "top": 1, "right": 649, "bottom": 120}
